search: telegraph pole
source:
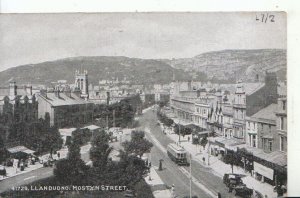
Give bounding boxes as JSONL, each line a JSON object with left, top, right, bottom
{"left": 189, "top": 153, "right": 192, "bottom": 198}
{"left": 178, "top": 120, "right": 181, "bottom": 144}
{"left": 106, "top": 115, "right": 109, "bottom": 130}
{"left": 113, "top": 109, "right": 116, "bottom": 128}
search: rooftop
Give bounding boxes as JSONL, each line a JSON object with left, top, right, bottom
{"left": 251, "top": 103, "right": 277, "bottom": 121}
{"left": 39, "top": 92, "right": 93, "bottom": 107}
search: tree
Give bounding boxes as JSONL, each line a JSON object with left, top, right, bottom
{"left": 223, "top": 151, "right": 240, "bottom": 174}
{"left": 54, "top": 140, "right": 89, "bottom": 185}
{"left": 117, "top": 150, "right": 150, "bottom": 187}
{"left": 90, "top": 130, "right": 113, "bottom": 168}
{"left": 122, "top": 131, "right": 153, "bottom": 158}
{"left": 200, "top": 136, "right": 208, "bottom": 149}
{"left": 0, "top": 136, "right": 7, "bottom": 163}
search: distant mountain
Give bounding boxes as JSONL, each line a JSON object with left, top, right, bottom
{"left": 163, "top": 49, "right": 286, "bottom": 83}
{"left": 0, "top": 49, "right": 286, "bottom": 86}
{"left": 0, "top": 56, "right": 202, "bottom": 86}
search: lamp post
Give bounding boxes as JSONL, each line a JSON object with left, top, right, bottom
{"left": 189, "top": 153, "right": 192, "bottom": 198}
{"left": 178, "top": 120, "right": 181, "bottom": 144}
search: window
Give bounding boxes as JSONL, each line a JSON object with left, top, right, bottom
{"left": 282, "top": 100, "right": 286, "bottom": 110}
{"left": 269, "top": 141, "right": 273, "bottom": 152}
{"left": 280, "top": 136, "right": 284, "bottom": 151}
{"left": 253, "top": 135, "right": 256, "bottom": 147}
{"left": 280, "top": 117, "right": 284, "bottom": 130}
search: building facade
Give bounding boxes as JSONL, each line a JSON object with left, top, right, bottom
{"left": 38, "top": 89, "right": 94, "bottom": 128}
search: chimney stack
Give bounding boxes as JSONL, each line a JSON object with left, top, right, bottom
{"left": 55, "top": 89, "right": 60, "bottom": 98}
{"left": 9, "top": 81, "right": 17, "bottom": 96}
{"left": 26, "top": 85, "right": 33, "bottom": 95}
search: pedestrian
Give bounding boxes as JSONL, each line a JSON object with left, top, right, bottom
{"left": 57, "top": 151, "right": 60, "bottom": 159}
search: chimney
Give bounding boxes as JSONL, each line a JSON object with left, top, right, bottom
{"left": 26, "top": 85, "right": 33, "bottom": 95}
{"left": 40, "top": 89, "right": 48, "bottom": 98}
{"left": 9, "top": 81, "right": 17, "bottom": 96}
{"left": 55, "top": 89, "right": 60, "bottom": 98}
{"left": 188, "top": 81, "right": 192, "bottom": 91}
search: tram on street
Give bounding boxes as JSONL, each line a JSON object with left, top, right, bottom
{"left": 167, "top": 143, "right": 189, "bottom": 166}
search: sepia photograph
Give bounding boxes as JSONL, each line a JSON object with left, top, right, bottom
{"left": 0, "top": 12, "right": 288, "bottom": 197}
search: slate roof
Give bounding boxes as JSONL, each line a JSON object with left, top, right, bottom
{"left": 38, "top": 92, "right": 93, "bottom": 107}
{"left": 251, "top": 103, "right": 277, "bottom": 121}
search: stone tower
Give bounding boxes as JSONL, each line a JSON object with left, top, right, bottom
{"left": 75, "top": 69, "right": 89, "bottom": 100}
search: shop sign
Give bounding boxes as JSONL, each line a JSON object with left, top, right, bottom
{"left": 254, "top": 161, "right": 274, "bottom": 180}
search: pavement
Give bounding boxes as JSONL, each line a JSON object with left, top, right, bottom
{"left": 145, "top": 166, "right": 172, "bottom": 198}
{"left": 159, "top": 119, "right": 278, "bottom": 198}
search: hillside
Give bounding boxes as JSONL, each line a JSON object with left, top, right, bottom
{"left": 0, "top": 49, "right": 286, "bottom": 86}
{"left": 164, "top": 49, "right": 286, "bottom": 83}
{"left": 0, "top": 56, "right": 204, "bottom": 86}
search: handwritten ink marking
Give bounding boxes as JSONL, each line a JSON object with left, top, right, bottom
{"left": 256, "top": 13, "right": 275, "bottom": 23}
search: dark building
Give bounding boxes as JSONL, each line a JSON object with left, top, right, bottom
{"left": 0, "top": 81, "right": 38, "bottom": 141}
{"left": 246, "top": 72, "right": 278, "bottom": 116}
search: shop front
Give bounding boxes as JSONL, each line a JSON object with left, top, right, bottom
{"left": 235, "top": 145, "right": 287, "bottom": 186}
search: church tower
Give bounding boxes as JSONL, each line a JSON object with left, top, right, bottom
{"left": 75, "top": 69, "right": 89, "bottom": 100}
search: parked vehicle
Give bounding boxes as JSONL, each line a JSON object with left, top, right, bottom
{"left": 223, "top": 173, "right": 254, "bottom": 197}
{"left": 231, "top": 184, "right": 253, "bottom": 198}
{"left": 223, "top": 173, "right": 243, "bottom": 190}
{"left": 0, "top": 165, "right": 6, "bottom": 176}
{"left": 167, "top": 143, "right": 189, "bottom": 166}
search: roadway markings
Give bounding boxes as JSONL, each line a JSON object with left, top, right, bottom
{"left": 23, "top": 176, "right": 36, "bottom": 181}
{"left": 144, "top": 126, "right": 217, "bottom": 198}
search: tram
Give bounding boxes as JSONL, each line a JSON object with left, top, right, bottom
{"left": 167, "top": 143, "right": 189, "bottom": 166}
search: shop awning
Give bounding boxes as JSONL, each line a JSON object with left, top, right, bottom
{"left": 81, "top": 125, "right": 100, "bottom": 131}
{"left": 7, "top": 146, "right": 35, "bottom": 154}
{"left": 22, "top": 149, "right": 35, "bottom": 154}
{"left": 209, "top": 137, "right": 245, "bottom": 150}
{"left": 59, "top": 127, "right": 77, "bottom": 136}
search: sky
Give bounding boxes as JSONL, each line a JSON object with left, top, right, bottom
{"left": 0, "top": 12, "right": 286, "bottom": 71}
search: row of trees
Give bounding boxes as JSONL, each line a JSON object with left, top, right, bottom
{"left": 156, "top": 111, "right": 174, "bottom": 127}
{"left": 53, "top": 130, "right": 154, "bottom": 197}
{"left": 1, "top": 113, "right": 63, "bottom": 157}
{"left": 94, "top": 95, "right": 142, "bottom": 128}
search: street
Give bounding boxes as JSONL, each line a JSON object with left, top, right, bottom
{"left": 1, "top": 110, "right": 231, "bottom": 197}
{"left": 138, "top": 109, "right": 232, "bottom": 198}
